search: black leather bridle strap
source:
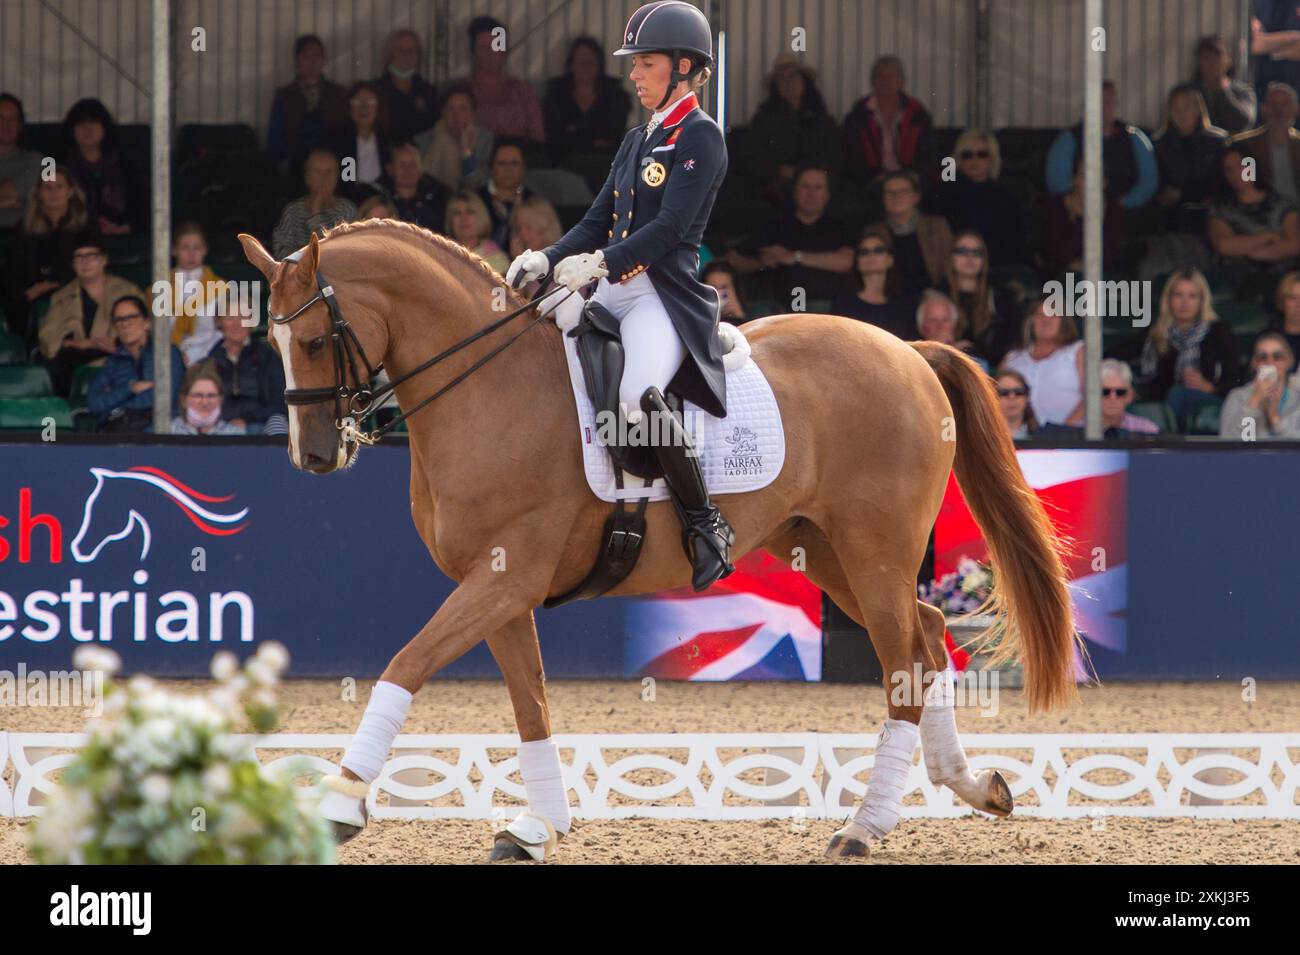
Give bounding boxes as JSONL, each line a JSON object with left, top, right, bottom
{"left": 271, "top": 268, "right": 575, "bottom": 442}
{"left": 360, "top": 286, "right": 565, "bottom": 414}
{"left": 362, "top": 307, "right": 551, "bottom": 440}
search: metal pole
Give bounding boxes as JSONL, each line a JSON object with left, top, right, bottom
{"left": 1238, "top": 0, "right": 1251, "bottom": 80}
{"left": 152, "top": 0, "right": 172, "bottom": 434}
{"left": 973, "top": 0, "right": 991, "bottom": 130}
{"left": 1083, "top": 0, "right": 1103, "bottom": 440}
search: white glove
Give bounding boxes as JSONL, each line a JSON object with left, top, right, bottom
{"left": 553, "top": 251, "right": 609, "bottom": 291}
{"left": 506, "top": 249, "right": 550, "bottom": 289}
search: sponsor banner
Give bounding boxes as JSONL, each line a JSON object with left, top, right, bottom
{"left": 6, "top": 443, "right": 1298, "bottom": 680}
{"left": 0, "top": 444, "right": 622, "bottom": 678}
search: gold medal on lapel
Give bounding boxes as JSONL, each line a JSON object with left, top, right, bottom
{"left": 642, "top": 161, "right": 667, "bottom": 187}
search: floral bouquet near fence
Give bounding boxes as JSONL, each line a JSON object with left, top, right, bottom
{"left": 918, "top": 557, "right": 994, "bottom": 618}
{"left": 27, "top": 644, "right": 335, "bottom": 865}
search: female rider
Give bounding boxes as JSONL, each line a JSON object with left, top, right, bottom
{"left": 507, "top": 1, "right": 734, "bottom": 591}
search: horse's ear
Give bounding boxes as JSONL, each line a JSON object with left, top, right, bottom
{"left": 293, "top": 232, "right": 321, "bottom": 285}
{"left": 238, "top": 234, "right": 277, "bottom": 281}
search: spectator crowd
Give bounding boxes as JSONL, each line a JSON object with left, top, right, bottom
{"left": 5, "top": 15, "right": 1300, "bottom": 440}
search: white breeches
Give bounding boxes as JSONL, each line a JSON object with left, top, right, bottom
{"left": 591, "top": 273, "right": 687, "bottom": 418}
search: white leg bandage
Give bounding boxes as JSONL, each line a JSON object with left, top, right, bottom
{"left": 517, "top": 738, "right": 571, "bottom": 835}
{"left": 920, "top": 670, "right": 983, "bottom": 802}
{"left": 340, "top": 681, "right": 413, "bottom": 784}
{"left": 847, "top": 718, "right": 919, "bottom": 840}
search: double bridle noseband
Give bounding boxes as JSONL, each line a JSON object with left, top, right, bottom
{"left": 270, "top": 270, "right": 570, "bottom": 446}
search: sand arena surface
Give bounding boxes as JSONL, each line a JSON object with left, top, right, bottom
{"left": 3, "top": 679, "right": 1298, "bottom": 864}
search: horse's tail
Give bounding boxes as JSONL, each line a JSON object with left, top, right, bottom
{"left": 910, "top": 341, "right": 1084, "bottom": 712}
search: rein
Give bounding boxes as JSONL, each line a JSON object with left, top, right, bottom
{"left": 270, "top": 273, "right": 572, "bottom": 445}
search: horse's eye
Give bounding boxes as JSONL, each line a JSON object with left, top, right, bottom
{"left": 308, "top": 336, "right": 327, "bottom": 355}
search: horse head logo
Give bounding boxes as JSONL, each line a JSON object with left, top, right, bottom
{"left": 71, "top": 466, "right": 250, "bottom": 563}
{"left": 724, "top": 426, "right": 759, "bottom": 456}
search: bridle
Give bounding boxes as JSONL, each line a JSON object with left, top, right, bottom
{"left": 269, "top": 270, "right": 571, "bottom": 446}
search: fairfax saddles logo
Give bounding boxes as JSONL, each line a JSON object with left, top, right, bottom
{"left": 723, "top": 426, "right": 762, "bottom": 477}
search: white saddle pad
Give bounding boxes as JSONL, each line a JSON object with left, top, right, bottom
{"left": 557, "top": 309, "right": 786, "bottom": 503}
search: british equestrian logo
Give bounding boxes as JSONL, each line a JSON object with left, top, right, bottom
{"left": 723, "top": 426, "right": 762, "bottom": 477}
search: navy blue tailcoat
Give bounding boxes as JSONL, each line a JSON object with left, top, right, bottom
{"left": 542, "top": 93, "right": 729, "bottom": 416}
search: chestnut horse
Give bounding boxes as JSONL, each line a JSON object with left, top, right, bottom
{"left": 239, "top": 220, "right": 1079, "bottom": 860}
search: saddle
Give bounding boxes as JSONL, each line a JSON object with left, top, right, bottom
{"left": 543, "top": 298, "right": 667, "bottom": 609}
{"left": 544, "top": 295, "right": 771, "bottom": 609}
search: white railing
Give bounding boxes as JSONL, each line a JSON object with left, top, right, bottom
{"left": 4, "top": 731, "right": 1297, "bottom": 820}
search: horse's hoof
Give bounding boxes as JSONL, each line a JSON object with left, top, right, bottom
{"left": 488, "top": 835, "right": 538, "bottom": 862}
{"left": 980, "top": 770, "right": 1013, "bottom": 817}
{"left": 332, "top": 821, "right": 365, "bottom": 844}
{"left": 824, "top": 831, "right": 870, "bottom": 859}
{"left": 487, "top": 811, "right": 558, "bottom": 862}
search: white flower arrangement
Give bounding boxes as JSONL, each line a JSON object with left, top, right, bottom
{"left": 27, "top": 643, "right": 335, "bottom": 865}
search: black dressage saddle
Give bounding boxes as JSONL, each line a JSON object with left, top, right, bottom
{"left": 543, "top": 298, "right": 687, "bottom": 608}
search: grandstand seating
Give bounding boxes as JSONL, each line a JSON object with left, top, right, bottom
{"left": 0, "top": 396, "right": 72, "bottom": 430}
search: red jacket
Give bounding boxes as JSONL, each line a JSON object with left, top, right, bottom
{"left": 843, "top": 92, "right": 935, "bottom": 181}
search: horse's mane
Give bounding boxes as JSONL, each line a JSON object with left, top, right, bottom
{"left": 319, "top": 218, "right": 526, "bottom": 309}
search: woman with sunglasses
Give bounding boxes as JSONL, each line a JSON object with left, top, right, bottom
{"left": 1218, "top": 331, "right": 1300, "bottom": 438}
{"left": 830, "top": 225, "right": 915, "bottom": 338}
{"left": 995, "top": 370, "right": 1038, "bottom": 439}
{"left": 934, "top": 128, "right": 1027, "bottom": 268}
{"left": 936, "top": 229, "right": 1022, "bottom": 366}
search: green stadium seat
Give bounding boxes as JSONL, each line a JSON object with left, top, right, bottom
{"left": 117, "top": 263, "right": 153, "bottom": 291}
{"left": 104, "top": 232, "right": 150, "bottom": 265}
{"left": 26, "top": 296, "right": 50, "bottom": 358}
{"left": 0, "top": 397, "right": 72, "bottom": 430}
{"left": 1191, "top": 402, "right": 1222, "bottom": 436}
{"left": 1216, "top": 301, "right": 1268, "bottom": 333}
{"left": 68, "top": 363, "right": 100, "bottom": 410}
{"left": 0, "top": 365, "right": 53, "bottom": 397}
{"left": 1127, "top": 401, "right": 1175, "bottom": 433}
{"left": 0, "top": 332, "right": 24, "bottom": 365}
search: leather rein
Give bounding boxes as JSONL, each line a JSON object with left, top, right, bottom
{"left": 269, "top": 272, "right": 570, "bottom": 446}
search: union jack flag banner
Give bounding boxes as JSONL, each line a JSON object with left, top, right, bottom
{"left": 935, "top": 450, "right": 1127, "bottom": 674}
{"left": 626, "top": 550, "right": 822, "bottom": 680}
{"left": 626, "top": 450, "right": 1126, "bottom": 682}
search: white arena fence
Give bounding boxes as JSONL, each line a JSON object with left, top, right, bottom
{"left": 3, "top": 732, "right": 1297, "bottom": 821}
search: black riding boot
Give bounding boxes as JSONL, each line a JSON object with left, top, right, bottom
{"left": 640, "top": 386, "right": 736, "bottom": 591}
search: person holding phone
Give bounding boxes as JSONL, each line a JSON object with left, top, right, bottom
{"left": 1219, "top": 330, "right": 1300, "bottom": 438}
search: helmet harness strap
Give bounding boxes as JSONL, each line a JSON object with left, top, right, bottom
{"left": 655, "top": 49, "right": 703, "bottom": 110}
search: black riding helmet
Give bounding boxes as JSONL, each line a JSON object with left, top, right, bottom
{"left": 613, "top": 1, "right": 714, "bottom": 110}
